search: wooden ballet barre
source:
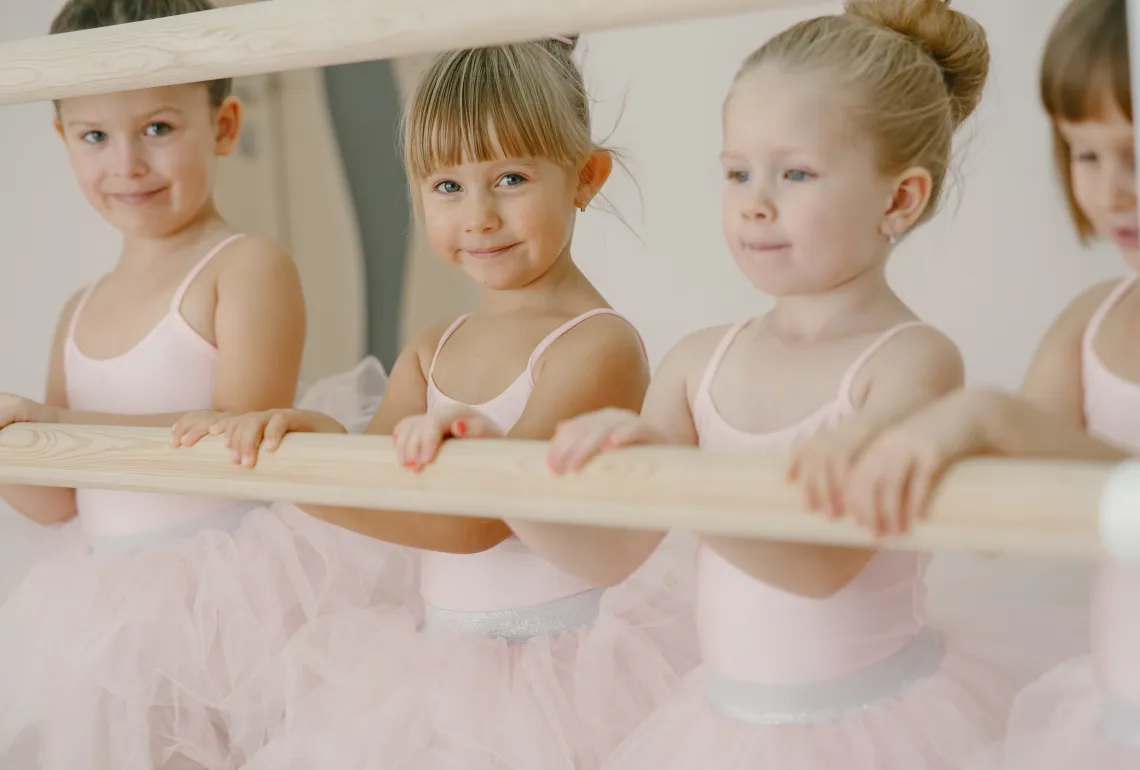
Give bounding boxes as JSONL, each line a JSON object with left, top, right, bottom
{"left": 0, "top": 423, "right": 1137, "bottom": 560}
{"left": 0, "top": 0, "right": 808, "bottom": 106}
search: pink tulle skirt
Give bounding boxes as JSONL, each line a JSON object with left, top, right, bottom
{"left": 966, "top": 657, "right": 1140, "bottom": 769}
{"left": 0, "top": 357, "right": 419, "bottom": 769}
{"left": 601, "top": 625, "right": 1023, "bottom": 770}
{"left": 243, "top": 532, "right": 700, "bottom": 770}
{"left": 596, "top": 545, "right": 1092, "bottom": 770}
{"left": 0, "top": 505, "right": 416, "bottom": 770}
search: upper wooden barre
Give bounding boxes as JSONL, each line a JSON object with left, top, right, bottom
{"left": 0, "top": 423, "right": 1131, "bottom": 559}
{"left": 0, "top": 0, "right": 807, "bottom": 106}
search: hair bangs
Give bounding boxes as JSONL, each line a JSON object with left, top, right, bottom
{"left": 404, "top": 47, "right": 585, "bottom": 180}
{"left": 1042, "top": 0, "right": 1131, "bottom": 123}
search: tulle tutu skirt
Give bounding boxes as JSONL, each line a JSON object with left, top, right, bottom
{"left": 925, "top": 549, "right": 1092, "bottom": 671}
{"left": 598, "top": 545, "right": 1088, "bottom": 770}
{"left": 966, "top": 557, "right": 1140, "bottom": 770}
{"left": 964, "top": 657, "right": 1140, "bottom": 769}
{"left": 242, "top": 531, "right": 700, "bottom": 770}
{"left": 0, "top": 357, "right": 419, "bottom": 769}
{"left": 601, "top": 623, "right": 1024, "bottom": 770}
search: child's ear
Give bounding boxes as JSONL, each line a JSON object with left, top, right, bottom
{"left": 880, "top": 166, "right": 933, "bottom": 241}
{"left": 577, "top": 150, "right": 614, "bottom": 209}
{"left": 214, "top": 96, "right": 243, "bottom": 157}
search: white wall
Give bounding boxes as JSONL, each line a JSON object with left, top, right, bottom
{"left": 574, "top": 0, "right": 1126, "bottom": 385}
{"left": 0, "top": 1, "right": 121, "bottom": 594}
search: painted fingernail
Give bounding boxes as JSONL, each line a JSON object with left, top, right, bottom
{"left": 454, "top": 421, "right": 467, "bottom": 436}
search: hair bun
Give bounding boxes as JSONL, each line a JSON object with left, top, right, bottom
{"left": 845, "top": 0, "right": 990, "bottom": 125}
{"left": 548, "top": 34, "right": 580, "bottom": 52}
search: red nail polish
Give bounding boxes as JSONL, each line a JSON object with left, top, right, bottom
{"left": 454, "top": 421, "right": 467, "bottom": 436}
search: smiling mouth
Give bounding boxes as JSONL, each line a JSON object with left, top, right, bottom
{"left": 1113, "top": 227, "right": 1139, "bottom": 245}
{"left": 110, "top": 189, "right": 166, "bottom": 205}
{"left": 742, "top": 242, "right": 790, "bottom": 252}
{"left": 466, "top": 243, "right": 519, "bottom": 259}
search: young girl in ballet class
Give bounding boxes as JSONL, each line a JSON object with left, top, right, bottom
{"left": 0, "top": 1, "right": 406, "bottom": 768}
{"left": 175, "top": 34, "right": 697, "bottom": 770}
{"left": 798, "top": 0, "right": 1140, "bottom": 767}
{"left": 547, "top": 1, "right": 1052, "bottom": 767}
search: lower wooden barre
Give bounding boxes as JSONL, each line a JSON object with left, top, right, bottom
{"left": 0, "top": 423, "right": 1130, "bottom": 558}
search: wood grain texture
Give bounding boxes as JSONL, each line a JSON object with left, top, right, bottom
{"left": 0, "top": 0, "right": 803, "bottom": 106}
{"left": 0, "top": 423, "right": 1120, "bottom": 557}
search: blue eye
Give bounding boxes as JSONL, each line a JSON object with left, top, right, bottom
{"left": 726, "top": 170, "right": 749, "bottom": 184}
{"left": 434, "top": 180, "right": 462, "bottom": 194}
{"left": 498, "top": 173, "right": 525, "bottom": 187}
{"left": 784, "top": 169, "right": 812, "bottom": 182}
{"left": 81, "top": 130, "right": 107, "bottom": 144}
{"left": 145, "top": 122, "right": 172, "bottom": 138}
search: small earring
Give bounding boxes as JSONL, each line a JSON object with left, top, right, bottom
{"left": 887, "top": 231, "right": 898, "bottom": 245}
{"left": 578, "top": 201, "right": 588, "bottom": 212}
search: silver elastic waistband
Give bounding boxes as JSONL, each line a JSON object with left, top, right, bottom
{"left": 706, "top": 627, "right": 944, "bottom": 725}
{"left": 89, "top": 502, "right": 260, "bottom": 556}
{"left": 421, "top": 588, "right": 604, "bottom": 642}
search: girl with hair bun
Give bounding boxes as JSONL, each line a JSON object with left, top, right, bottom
{"left": 549, "top": 2, "right": 1041, "bottom": 767}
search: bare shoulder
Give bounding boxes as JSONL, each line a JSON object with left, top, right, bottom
{"left": 539, "top": 312, "right": 646, "bottom": 363}
{"left": 531, "top": 312, "right": 649, "bottom": 390}
{"left": 213, "top": 233, "right": 298, "bottom": 281}
{"left": 671, "top": 324, "right": 735, "bottom": 361}
{"left": 651, "top": 323, "right": 737, "bottom": 399}
{"left": 56, "top": 286, "right": 88, "bottom": 333}
{"left": 871, "top": 324, "right": 962, "bottom": 371}
{"left": 1047, "top": 279, "right": 1122, "bottom": 339}
{"left": 670, "top": 323, "right": 735, "bottom": 370}
{"left": 402, "top": 317, "right": 462, "bottom": 377}
{"left": 855, "top": 323, "right": 964, "bottom": 403}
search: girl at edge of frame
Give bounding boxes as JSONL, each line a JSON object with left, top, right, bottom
{"left": 0, "top": 1, "right": 413, "bottom": 768}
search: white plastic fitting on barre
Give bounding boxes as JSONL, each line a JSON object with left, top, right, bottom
{"left": 1099, "top": 461, "right": 1140, "bottom": 562}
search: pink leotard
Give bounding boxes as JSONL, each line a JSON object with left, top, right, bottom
{"left": 693, "top": 319, "right": 941, "bottom": 723}
{"left": 419, "top": 308, "right": 636, "bottom": 638}
{"left": 64, "top": 234, "right": 252, "bottom": 545}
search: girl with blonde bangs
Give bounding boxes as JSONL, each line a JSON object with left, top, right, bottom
{"left": 197, "top": 35, "right": 699, "bottom": 770}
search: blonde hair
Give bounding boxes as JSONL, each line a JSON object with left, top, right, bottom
{"left": 403, "top": 37, "right": 600, "bottom": 182}
{"left": 733, "top": 0, "right": 990, "bottom": 226}
{"left": 1040, "top": 0, "right": 1129, "bottom": 241}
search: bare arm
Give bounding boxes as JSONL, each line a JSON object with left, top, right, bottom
{"left": 708, "top": 327, "right": 965, "bottom": 597}
{"left": 61, "top": 237, "right": 306, "bottom": 427}
{"left": 835, "top": 284, "right": 1127, "bottom": 531}
{"left": 1018, "top": 280, "right": 1117, "bottom": 423}
{"left": 974, "top": 387, "right": 1127, "bottom": 460}
{"left": 295, "top": 324, "right": 511, "bottom": 554}
{"left": 539, "top": 325, "right": 708, "bottom": 585}
{"left": 0, "top": 292, "right": 80, "bottom": 524}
